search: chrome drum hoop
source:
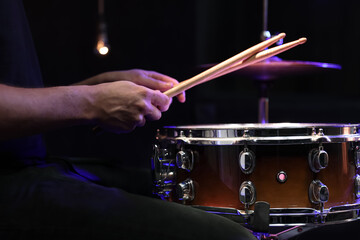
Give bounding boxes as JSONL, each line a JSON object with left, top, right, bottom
{"left": 269, "top": 205, "right": 360, "bottom": 226}
{"left": 192, "top": 204, "right": 360, "bottom": 226}
{"left": 157, "top": 123, "right": 360, "bottom": 145}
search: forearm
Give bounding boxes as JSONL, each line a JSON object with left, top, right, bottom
{"left": 0, "top": 84, "right": 94, "bottom": 140}
{"left": 72, "top": 72, "right": 116, "bottom": 86}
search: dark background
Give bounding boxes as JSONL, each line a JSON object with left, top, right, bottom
{"left": 22, "top": 0, "right": 360, "bottom": 168}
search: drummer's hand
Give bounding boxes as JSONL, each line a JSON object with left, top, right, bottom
{"left": 75, "top": 69, "right": 186, "bottom": 103}
{"left": 89, "top": 81, "right": 171, "bottom": 133}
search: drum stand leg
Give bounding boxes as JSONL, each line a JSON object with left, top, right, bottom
{"left": 261, "top": 225, "right": 318, "bottom": 240}
{"left": 249, "top": 201, "right": 319, "bottom": 240}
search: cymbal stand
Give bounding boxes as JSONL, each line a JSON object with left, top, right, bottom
{"left": 257, "top": 81, "right": 272, "bottom": 124}
{"left": 258, "top": 0, "right": 271, "bottom": 123}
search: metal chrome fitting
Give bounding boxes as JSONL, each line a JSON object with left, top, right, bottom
{"left": 309, "top": 180, "right": 329, "bottom": 204}
{"left": 152, "top": 144, "right": 176, "bottom": 198}
{"left": 176, "top": 149, "right": 194, "bottom": 172}
{"left": 276, "top": 171, "right": 288, "bottom": 183}
{"left": 239, "top": 181, "right": 256, "bottom": 206}
{"left": 354, "top": 146, "right": 360, "bottom": 169}
{"left": 176, "top": 179, "right": 195, "bottom": 201}
{"left": 355, "top": 174, "right": 360, "bottom": 198}
{"left": 239, "top": 148, "right": 256, "bottom": 174}
{"left": 308, "top": 146, "right": 329, "bottom": 173}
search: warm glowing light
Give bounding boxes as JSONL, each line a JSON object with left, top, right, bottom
{"left": 96, "top": 40, "right": 109, "bottom": 55}
{"left": 99, "top": 46, "right": 109, "bottom": 55}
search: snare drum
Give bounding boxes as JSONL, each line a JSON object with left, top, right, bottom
{"left": 151, "top": 123, "right": 360, "bottom": 229}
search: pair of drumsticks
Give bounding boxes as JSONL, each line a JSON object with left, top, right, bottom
{"left": 93, "top": 33, "right": 305, "bottom": 133}
{"left": 165, "top": 33, "right": 307, "bottom": 98}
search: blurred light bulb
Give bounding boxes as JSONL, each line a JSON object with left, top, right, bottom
{"left": 96, "top": 39, "right": 109, "bottom": 55}
{"left": 99, "top": 46, "right": 109, "bottom": 55}
{"left": 95, "top": 9, "right": 110, "bottom": 56}
{"left": 95, "top": 0, "right": 109, "bottom": 56}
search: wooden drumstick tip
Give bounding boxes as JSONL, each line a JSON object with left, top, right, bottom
{"left": 298, "top": 37, "right": 307, "bottom": 44}
{"left": 277, "top": 32, "right": 286, "bottom": 39}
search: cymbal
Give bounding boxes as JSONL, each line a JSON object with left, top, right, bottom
{"left": 200, "top": 57, "right": 342, "bottom": 81}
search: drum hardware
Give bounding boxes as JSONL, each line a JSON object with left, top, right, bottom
{"left": 311, "top": 127, "right": 316, "bottom": 136}
{"left": 199, "top": 58, "right": 341, "bottom": 124}
{"left": 175, "top": 178, "right": 195, "bottom": 201}
{"left": 354, "top": 145, "right": 360, "bottom": 168}
{"left": 276, "top": 171, "right": 287, "bottom": 183}
{"left": 239, "top": 147, "right": 256, "bottom": 174}
{"left": 355, "top": 174, "right": 360, "bottom": 198}
{"left": 309, "top": 179, "right": 329, "bottom": 223}
{"left": 195, "top": 205, "right": 360, "bottom": 240}
{"left": 176, "top": 149, "right": 194, "bottom": 172}
{"left": 252, "top": 201, "right": 271, "bottom": 233}
{"left": 151, "top": 144, "right": 176, "bottom": 199}
{"left": 319, "top": 203, "right": 326, "bottom": 223}
{"left": 311, "top": 128, "right": 331, "bottom": 143}
{"left": 308, "top": 145, "right": 329, "bottom": 173}
{"left": 309, "top": 180, "right": 329, "bottom": 206}
{"left": 153, "top": 123, "right": 360, "bottom": 239}
{"left": 316, "top": 128, "right": 324, "bottom": 136}
{"left": 196, "top": 204, "right": 360, "bottom": 225}
{"left": 243, "top": 129, "right": 250, "bottom": 138}
{"left": 159, "top": 123, "right": 360, "bottom": 146}
{"left": 239, "top": 181, "right": 257, "bottom": 215}
{"left": 188, "top": 129, "right": 193, "bottom": 138}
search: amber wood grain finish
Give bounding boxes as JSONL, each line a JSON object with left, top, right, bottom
{"left": 174, "top": 143, "right": 359, "bottom": 210}
{"left": 317, "top": 142, "right": 357, "bottom": 207}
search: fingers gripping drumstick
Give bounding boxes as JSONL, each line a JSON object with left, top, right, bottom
{"left": 93, "top": 34, "right": 306, "bottom": 134}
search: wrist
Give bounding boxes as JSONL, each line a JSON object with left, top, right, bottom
{"left": 71, "top": 85, "right": 99, "bottom": 125}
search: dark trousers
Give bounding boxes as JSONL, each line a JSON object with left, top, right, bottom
{"left": 0, "top": 158, "right": 256, "bottom": 240}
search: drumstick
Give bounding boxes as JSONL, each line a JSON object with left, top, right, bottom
{"left": 93, "top": 35, "right": 304, "bottom": 135}
{"left": 209, "top": 37, "right": 307, "bottom": 80}
{"left": 164, "top": 33, "right": 286, "bottom": 98}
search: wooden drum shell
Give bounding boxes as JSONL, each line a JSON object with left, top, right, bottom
{"left": 174, "top": 143, "right": 359, "bottom": 210}
{"left": 152, "top": 123, "right": 360, "bottom": 213}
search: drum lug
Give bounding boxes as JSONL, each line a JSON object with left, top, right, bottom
{"left": 151, "top": 144, "right": 176, "bottom": 199}
{"left": 309, "top": 179, "right": 329, "bottom": 204}
{"left": 308, "top": 146, "right": 329, "bottom": 173}
{"left": 239, "top": 181, "right": 256, "bottom": 207}
{"left": 354, "top": 145, "right": 360, "bottom": 169}
{"left": 176, "top": 178, "right": 195, "bottom": 201}
{"left": 355, "top": 174, "right": 360, "bottom": 198}
{"left": 239, "top": 148, "right": 256, "bottom": 174}
{"left": 176, "top": 149, "right": 194, "bottom": 172}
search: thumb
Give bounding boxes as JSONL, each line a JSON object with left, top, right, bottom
{"left": 151, "top": 90, "right": 171, "bottom": 112}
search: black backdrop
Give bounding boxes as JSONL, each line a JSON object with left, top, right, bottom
{"left": 22, "top": 0, "right": 360, "bottom": 168}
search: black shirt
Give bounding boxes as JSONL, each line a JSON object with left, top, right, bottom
{"left": 0, "top": 0, "right": 46, "bottom": 166}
